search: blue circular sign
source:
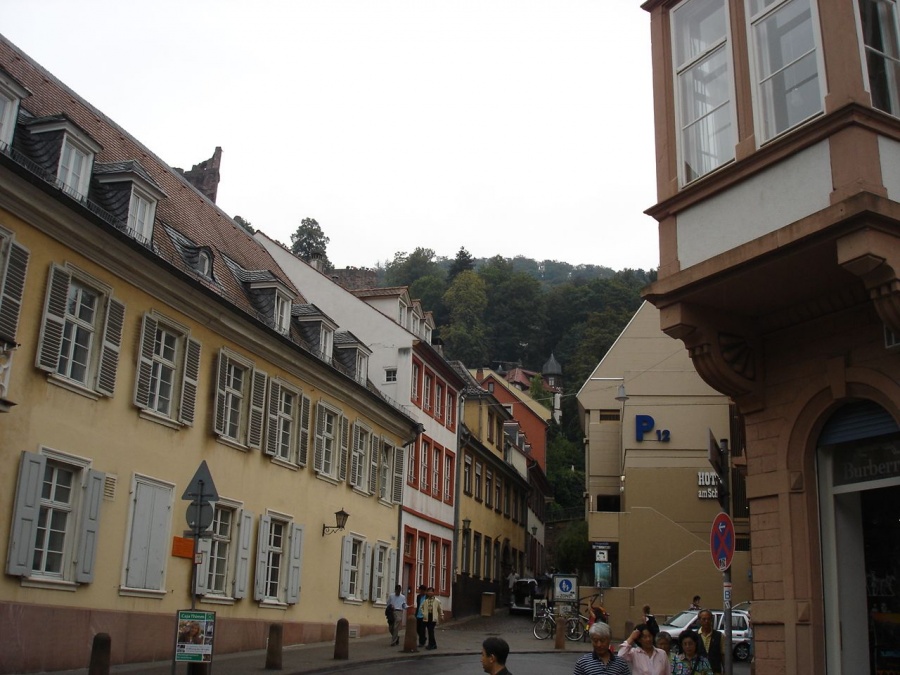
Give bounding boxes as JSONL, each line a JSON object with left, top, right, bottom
{"left": 559, "top": 579, "right": 573, "bottom": 593}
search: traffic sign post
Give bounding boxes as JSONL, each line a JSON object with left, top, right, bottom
{"left": 710, "top": 512, "right": 735, "bottom": 572}
{"left": 708, "top": 435, "right": 733, "bottom": 675}
{"left": 182, "top": 462, "right": 219, "bottom": 612}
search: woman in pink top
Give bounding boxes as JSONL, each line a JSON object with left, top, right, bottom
{"left": 616, "top": 623, "right": 669, "bottom": 675}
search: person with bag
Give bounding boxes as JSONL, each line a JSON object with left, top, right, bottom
{"left": 387, "top": 584, "right": 407, "bottom": 646}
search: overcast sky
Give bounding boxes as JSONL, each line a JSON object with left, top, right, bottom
{"left": 3, "top": 1, "right": 658, "bottom": 271}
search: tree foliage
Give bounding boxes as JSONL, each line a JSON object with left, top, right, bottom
{"left": 290, "top": 218, "right": 331, "bottom": 269}
{"left": 233, "top": 215, "right": 254, "bottom": 234}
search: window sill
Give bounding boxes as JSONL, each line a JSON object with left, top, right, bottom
{"left": 271, "top": 457, "right": 300, "bottom": 471}
{"left": 216, "top": 436, "right": 250, "bottom": 452}
{"left": 47, "top": 374, "right": 101, "bottom": 400}
{"left": 199, "top": 595, "right": 236, "bottom": 606}
{"left": 259, "top": 600, "right": 288, "bottom": 611}
{"left": 21, "top": 576, "right": 78, "bottom": 592}
{"left": 342, "top": 598, "right": 363, "bottom": 606}
{"left": 138, "top": 408, "right": 183, "bottom": 430}
{"left": 119, "top": 586, "right": 167, "bottom": 599}
{"left": 315, "top": 472, "right": 339, "bottom": 486}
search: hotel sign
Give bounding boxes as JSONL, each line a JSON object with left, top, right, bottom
{"left": 697, "top": 471, "right": 721, "bottom": 499}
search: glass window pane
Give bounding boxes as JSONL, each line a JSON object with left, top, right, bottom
{"left": 673, "top": 0, "right": 727, "bottom": 67}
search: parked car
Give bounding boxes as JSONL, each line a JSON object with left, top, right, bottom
{"left": 658, "top": 609, "right": 753, "bottom": 662}
{"left": 509, "top": 578, "right": 541, "bottom": 615}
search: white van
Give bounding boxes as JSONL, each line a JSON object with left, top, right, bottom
{"left": 658, "top": 609, "right": 753, "bottom": 662}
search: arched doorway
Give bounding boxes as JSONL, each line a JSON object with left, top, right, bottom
{"left": 817, "top": 401, "right": 900, "bottom": 675}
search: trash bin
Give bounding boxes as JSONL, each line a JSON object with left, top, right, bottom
{"left": 481, "top": 592, "right": 496, "bottom": 617}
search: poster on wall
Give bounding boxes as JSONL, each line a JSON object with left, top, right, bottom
{"left": 174, "top": 610, "right": 215, "bottom": 663}
{"left": 595, "top": 562, "right": 612, "bottom": 588}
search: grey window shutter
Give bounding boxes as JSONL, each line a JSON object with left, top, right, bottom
{"left": 0, "top": 240, "right": 29, "bottom": 343}
{"left": 74, "top": 468, "right": 104, "bottom": 583}
{"left": 392, "top": 446, "right": 405, "bottom": 504}
{"left": 35, "top": 265, "right": 70, "bottom": 373}
{"left": 286, "top": 524, "right": 304, "bottom": 605}
{"left": 350, "top": 422, "right": 361, "bottom": 487}
{"left": 298, "top": 394, "right": 311, "bottom": 466}
{"left": 247, "top": 369, "right": 268, "bottom": 450}
{"left": 133, "top": 313, "right": 157, "bottom": 409}
{"left": 178, "top": 338, "right": 201, "bottom": 426}
{"left": 338, "top": 415, "right": 350, "bottom": 482}
{"left": 7, "top": 451, "right": 46, "bottom": 576}
{"left": 233, "top": 509, "right": 253, "bottom": 599}
{"left": 213, "top": 351, "right": 228, "bottom": 436}
{"left": 195, "top": 535, "right": 211, "bottom": 596}
{"left": 265, "top": 380, "right": 281, "bottom": 457}
{"left": 314, "top": 403, "right": 325, "bottom": 472}
{"left": 254, "top": 515, "right": 271, "bottom": 601}
{"left": 339, "top": 535, "right": 352, "bottom": 598}
{"left": 387, "top": 548, "right": 397, "bottom": 592}
{"left": 362, "top": 541, "right": 372, "bottom": 601}
{"left": 369, "top": 437, "right": 380, "bottom": 495}
{"left": 96, "top": 297, "right": 125, "bottom": 396}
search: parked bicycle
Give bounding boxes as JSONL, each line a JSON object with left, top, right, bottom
{"left": 532, "top": 605, "right": 558, "bottom": 640}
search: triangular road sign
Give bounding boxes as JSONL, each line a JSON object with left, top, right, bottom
{"left": 182, "top": 460, "right": 219, "bottom": 504}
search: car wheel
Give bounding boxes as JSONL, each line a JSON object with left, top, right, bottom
{"left": 734, "top": 642, "right": 751, "bottom": 662}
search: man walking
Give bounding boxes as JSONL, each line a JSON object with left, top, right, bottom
{"left": 696, "top": 609, "right": 725, "bottom": 675}
{"left": 481, "top": 637, "right": 513, "bottom": 675}
{"left": 573, "top": 622, "right": 630, "bottom": 675}
{"left": 387, "top": 584, "right": 407, "bottom": 646}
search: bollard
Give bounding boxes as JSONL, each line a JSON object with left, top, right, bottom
{"left": 401, "top": 587, "right": 419, "bottom": 653}
{"left": 334, "top": 618, "right": 350, "bottom": 660}
{"left": 88, "top": 633, "right": 111, "bottom": 675}
{"left": 554, "top": 614, "right": 566, "bottom": 650}
{"left": 265, "top": 623, "right": 283, "bottom": 670}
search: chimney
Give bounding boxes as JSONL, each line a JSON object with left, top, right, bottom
{"left": 476, "top": 368, "right": 484, "bottom": 381}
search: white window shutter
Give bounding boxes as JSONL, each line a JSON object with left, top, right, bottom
{"left": 265, "top": 380, "right": 281, "bottom": 457}
{"left": 125, "top": 480, "right": 171, "bottom": 590}
{"left": 178, "top": 338, "right": 201, "bottom": 426}
{"left": 96, "top": 297, "right": 125, "bottom": 396}
{"left": 35, "top": 265, "right": 70, "bottom": 373}
{"left": 194, "top": 536, "right": 212, "bottom": 596}
{"left": 7, "top": 451, "right": 45, "bottom": 576}
{"left": 313, "top": 402, "right": 325, "bottom": 472}
{"left": 247, "top": 369, "right": 268, "bottom": 450}
{"left": 233, "top": 509, "right": 253, "bottom": 599}
{"left": 369, "top": 437, "right": 380, "bottom": 495}
{"left": 254, "top": 515, "right": 271, "bottom": 601}
{"left": 133, "top": 313, "right": 157, "bottom": 409}
{"left": 298, "top": 394, "right": 311, "bottom": 466}
{"left": 0, "top": 240, "right": 29, "bottom": 343}
{"left": 392, "top": 446, "right": 405, "bottom": 504}
{"left": 350, "top": 422, "right": 361, "bottom": 487}
{"left": 339, "top": 535, "right": 353, "bottom": 598}
{"left": 362, "top": 541, "right": 372, "bottom": 601}
{"left": 338, "top": 415, "right": 350, "bottom": 482}
{"left": 286, "top": 524, "right": 304, "bottom": 605}
{"left": 74, "top": 468, "right": 104, "bottom": 583}
{"left": 388, "top": 547, "right": 397, "bottom": 592}
{"left": 213, "top": 351, "right": 228, "bottom": 436}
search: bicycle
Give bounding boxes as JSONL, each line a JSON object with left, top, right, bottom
{"left": 532, "top": 606, "right": 558, "bottom": 640}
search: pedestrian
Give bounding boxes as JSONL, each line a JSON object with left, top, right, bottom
{"left": 654, "top": 631, "right": 673, "bottom": 656}
{"left": 506, "top": 569, "right": 518, "bottom": 604}
{"left": 696, "top": 608, "right": 725, "bottom": 675}
{"left": 642, "top": 604, "right": 659, "bottom": 636}
{"left": 481, "top": 636, "right": 512, "bottom": 675}
{"left": 415, "top": 584, "right": 427, "bottom": 647}
{"left": 573, "top": 622, "right": 630, "bottom": 675}
{"left": 690, "top": 595, "right": 702, "bottom": 610}
{"left": 671, "top": 631, "right": 712, "bottom": 675}
{"left": 387, "top": 584, "right": 407, "bottom": 646}
{"left": 421, "top": 586, "right": 444, "bottom": 650}
{"left": 617, "top": 624, "right": 669, "bottom": 675}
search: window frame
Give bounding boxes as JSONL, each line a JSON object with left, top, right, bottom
{"left": 57, "top": 134, "right": 95, "bottom": 200}
{"left": 313, "top": 400, "right": 344, "bottom": 479}
{"left": 126, "top": 185, "right": 157, "bottom": 243}
{"left": 254, "top": 511, "right": 303, "bottom": 606}
{"left": 213, "top": 349, "right": 268, "bottom": 450}
{"left": 857, "top": 0, "right": 900, "bottom": 116}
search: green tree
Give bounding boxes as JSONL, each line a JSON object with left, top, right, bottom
{"left": 233, "top": 215, "right": 254, "bottom": 234}
{"left": 442, "top": 270, "right": 489, "bottom": 364}
{"left": 553, "top": 520, "right": 593, "bottom": 580}
{"left": 447, "top": 247, "right": 475, "bottom": 283}
{"left": 290, "top": 218, "right": 331, "bottom": 268}
{"left": 384, "top": 248, "right": 443, "bottom": 287}
{"left": 528, "top": 374, "right": 552, "bottom": 411}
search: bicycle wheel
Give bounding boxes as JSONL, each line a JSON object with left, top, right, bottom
{"left": 565, "top": 617, "right": 585, "bottom": 642}
{"left": 533, "top": 617, "right": 554, "bottom": 640}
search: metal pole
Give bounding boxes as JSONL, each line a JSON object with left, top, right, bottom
{"left": 720, "top": 439, "right": 732, "bottom": 675}
{"left": 190, "top": 479, "right": 204, "bottom": 612}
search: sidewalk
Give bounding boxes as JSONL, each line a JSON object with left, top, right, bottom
{"left": 51, "top": 610, "right": 593, "bottom": 675}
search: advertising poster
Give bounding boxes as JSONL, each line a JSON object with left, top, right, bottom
{"left": 175, "top": 610, "right": 215, "bottom": 663}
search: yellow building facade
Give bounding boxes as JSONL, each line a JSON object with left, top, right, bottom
{"left": 0, "top": 38, "right": 415, "bottom": 673}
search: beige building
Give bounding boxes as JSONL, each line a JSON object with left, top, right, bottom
{"left": 578, "top": 302, "right": 750, "bottom": 625}
{"left": 0, "top": 37, "right": 416, "bottom": 673}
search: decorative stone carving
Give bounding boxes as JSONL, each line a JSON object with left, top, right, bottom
{"left": 838, "top": 227, "right": 900, "bottom": 336}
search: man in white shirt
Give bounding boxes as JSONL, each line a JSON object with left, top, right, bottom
{"left": 387, "top": 585, "right": 407, "bottom": 646}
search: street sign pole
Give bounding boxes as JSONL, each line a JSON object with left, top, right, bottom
{"left": 720, "top": 438, "right": 732, "bottom": 675}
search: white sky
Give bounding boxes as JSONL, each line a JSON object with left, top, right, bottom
{"left": 2, "top": 1, "right": 659, "bottom": 271}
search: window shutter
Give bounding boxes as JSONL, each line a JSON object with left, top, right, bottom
{"left": 74, "top": 468, "right": 104, "bottom": 583}
{"left": 247, "top": 369, "right": 268, "bottom": 450}
{"left": 133, "top": 313, "right": 158, "bottom": 409}
{"left": 7, "top": 451, "right": 45, "bottom": 576}
{"left": 338, "top": 415, "right": 350, "bottom": 482}
{"left": 286, "top": 524, "right": 304, "bottom": 605}
{"left": 35, "top": 265, "right": 70, "bottom": 373}
{"left": 388, "top": 547, "right": 397, "bottom": 592}
{"left": 265, "top": 380, "right": 281, "bottom": 457}
{"left": 194, "top": 535, "right": 211, "bottom": 595}
{"left": 96, "top": 297, "right": 125, "bottom": 396}
{"left": 392, "top": 446, "right": 405, "bottom": 504}
{"left": 362, "top": 541, "right": 372, "bottom": 601}
{"left": 178, "top": 338, "right": 201, "bottom": 426}
{"left": 213, "top": 351, "right": 228, "bottom": 436}
{"left": 254, "top": 515, "right": 271, "bottom": 601}
{"left": 298, "top": 394, "right": 311, "bottom": 466}
{"left": 314, "top": 403, "right": 325, "bottom": 472}
{"left": 233, "top": 509, "right": 253, "bottom": 599}
{"left": 0, "top": 240, "right": 29, "bottom": 343}
{"left": 350, "top": 422, "right": 361, "bottom": 487}
{"left": 369, "top": 437, "right": 380, "bottom": 495}
{"left": 339, "top": 535, "right": 352, "bottom": 598}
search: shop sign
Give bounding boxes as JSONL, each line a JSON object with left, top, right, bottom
{"left": 697, "top": 471, "right": 721, "bottom": 499}
{"left": 833, "top": 440, "right": 900, "bottom": 487}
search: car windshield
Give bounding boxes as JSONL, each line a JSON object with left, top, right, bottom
{"left": 664, "top": 611, "right": 697, "bottom": 628}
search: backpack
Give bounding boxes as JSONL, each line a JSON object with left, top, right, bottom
{"left": 385, "top": 603, "right": 394, "bottom": 624}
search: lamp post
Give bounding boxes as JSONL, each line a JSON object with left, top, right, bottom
{"left": 322, "top": 508, "right": 350, "bottom": 536}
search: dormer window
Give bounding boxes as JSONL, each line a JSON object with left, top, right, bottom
{"left": 127, "top": 186, "right": 156, "bottom": 242}
{"left": 193, "top": 249, "right": 212, "bottom": 278}
{"left": 58, "top": 136, "right": 93, "bottom": 199}
{"left": 274, "top": 292, "right": 291, "bottom": 335}
{"left": 94, "top": 161, "right": 165, "bottom": 245}
{"left": 0, "top": 72, "right": 28, "bottom": 150}
{"left": 355, "top": 351, "right": 368, "bottom": 384}
{"left": 320, "top": 324, "right": 334, "bottom": 359}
